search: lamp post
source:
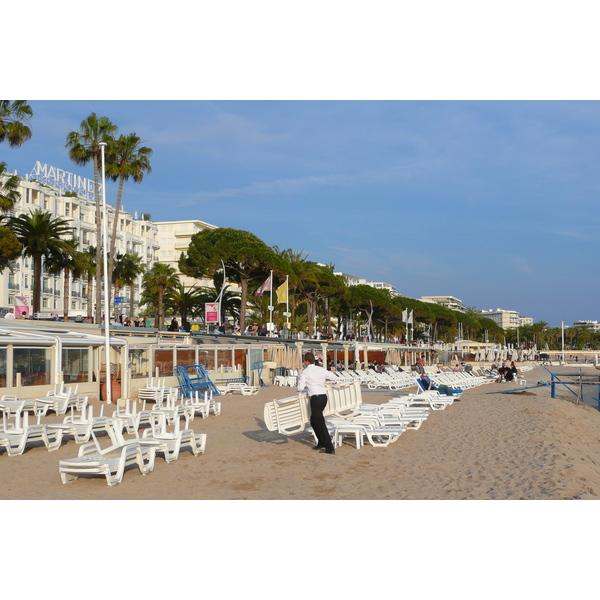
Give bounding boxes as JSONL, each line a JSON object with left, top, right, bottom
{"left": 99, "top": 142, "right": 112, "bottom": 404}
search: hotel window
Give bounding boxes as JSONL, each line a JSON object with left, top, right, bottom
{"left": 65, "top": 203, "right": 70, "bottom": 216}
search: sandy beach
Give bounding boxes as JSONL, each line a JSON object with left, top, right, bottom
{"left": 3, "top": 365, "right": 600, "bottom": 500}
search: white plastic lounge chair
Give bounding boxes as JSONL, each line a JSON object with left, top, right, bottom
{"left": 58, "top": 421, "right": 156, "bottom": 486}
{"left": 46, "top": 405, "right": 113, "bottom": 444}
{"left": 140, "top": 413, "right": 207, "bottom": 463}
{"left": 184, "top": 391, "right": 212, "bottom": 419}
{"left": 0, "top": 410, "right": 63, "bottom": 456}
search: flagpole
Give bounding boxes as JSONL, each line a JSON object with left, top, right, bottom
{"left": 217, "top": 259, "right": 226, "bottom": 327}
{"left": 268, "top": 270, "right": 273, "bottom": 336}
{"left": 285, "top": 275, "right": 289, "bottom": 330}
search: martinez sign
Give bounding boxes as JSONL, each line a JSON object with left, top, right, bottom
{"left": 29, "top": 161, "right": 101, "bottom": 200}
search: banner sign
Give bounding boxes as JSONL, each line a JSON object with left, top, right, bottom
{"left": 205, "top": 303, "right": 218, "bottom": 323}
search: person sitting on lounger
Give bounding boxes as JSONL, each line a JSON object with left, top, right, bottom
{"left": 419, "top": 373, "right": 455, "bottom": 397}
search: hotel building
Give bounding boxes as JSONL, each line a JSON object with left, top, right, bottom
{"left": 0, "top": 162, "right": 159, "bottom": 318}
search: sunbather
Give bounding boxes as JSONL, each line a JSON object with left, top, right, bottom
{"left": 419, "top": 373, "right": 455, "bottom": 397}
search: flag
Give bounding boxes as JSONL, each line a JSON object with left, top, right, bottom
{"left": 254, "top": 274, "right": 272, "bottom": 297}
{"left": 402, "top": 308, "right": 408, "bottom": 322}
{"left": 276, "top": 280, "right": 288, "bottom": 304}
{"left": 407, "top": 310, "right": 414, "bottom": 325}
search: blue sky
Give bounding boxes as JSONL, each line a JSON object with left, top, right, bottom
{"left": 2, "top": 99, "right": 599, "bottom": 327}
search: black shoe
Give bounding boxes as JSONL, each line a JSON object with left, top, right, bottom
{"left": 312, "top": 444, "right": 324, "bottom": 451}
{"left": 323, "top": 448, "right": 335, "bottom": 455}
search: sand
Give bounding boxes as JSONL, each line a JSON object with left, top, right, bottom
{"left": 3, "top": 365, "right": 600, "bottom": 500}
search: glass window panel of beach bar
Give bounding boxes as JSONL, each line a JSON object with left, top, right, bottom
{"left": 0, "top": 348, "right": 6, "bottom": 388}
{"left": 154, "top": 348, "right": 174, "bottom": 377}
{"left": 13, "top": 347, "right": 52, "bottom": 386}
{"left": 217, "top": 349, "right": 233, "bottom": 369}
{"left": 176, "top": 348, "right": 196, "bottom": 368}
{"left": 129, "top": 348, "right": 149, "bottom": 379}
{"left": 62, "top": 347, "right": 90, "bottom": 383}
{"left": 198, "top": 349, "right": 214, "bottom": 371}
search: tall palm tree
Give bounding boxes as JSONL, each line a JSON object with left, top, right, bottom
{"left": 79, "top": 246, "right": 97, "bottom": 321}
{"left": 9, "top": 209, "right": 74, "bottom": 314}
{"left": 0, "top": 100, "right": 33, "bottom": 147}
{"left": 66, "top": 113, "right": 118, "bottom": 323}
{"left": 105, "top": 133, "right": 152, "bottom": 296}
{"left": 0, "top": 162, "right": 21, "bottom": 211}
{"left": 45, "top": 237, "right": 83, "bottom": 321}
{"left": 118, "top": 252, "right": 145, "bottom": 320}
{"left": 111, "top": 252, "right": 127, "bottom": 321}
{"left": 142, "top": 263, "right": 180, "bottom": 330}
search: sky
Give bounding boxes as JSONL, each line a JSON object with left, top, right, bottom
{"left": 5, "top": 2, "right": 600, "bottom": 332}
{"left": 3, "top": 99, "right": 598, "bottom": 327}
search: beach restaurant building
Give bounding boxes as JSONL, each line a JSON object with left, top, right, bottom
{"left": 0, "top": 320, "right": 441, "bottom": 402}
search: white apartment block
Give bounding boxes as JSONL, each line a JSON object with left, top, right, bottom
{"left": 334, "top": 272, "right": 398, "bottom": 296}
{"left": 481, "top": 308, "right": 522, "bottom": 329}
{"left": 420, "top": 295, "right": 467, "bottom": 313}
{"left": 573, "top": 320, "right": 600, "bottom": 332}
{"left": 1, "top": 162, "right": 159, "bottom": 317}
{"left": 154, "top": 220, "right": 218, "bottom": 290}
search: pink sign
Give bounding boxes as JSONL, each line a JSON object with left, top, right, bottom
{"left": 205, "top": 303, "right": 218, "bottom": 323}
{"left": 15, "top": 296, "right": 30, "bottom": 318}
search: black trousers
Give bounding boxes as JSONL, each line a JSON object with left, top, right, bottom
{"left": 310, "top": 394, "right": 333, "bottom": 450}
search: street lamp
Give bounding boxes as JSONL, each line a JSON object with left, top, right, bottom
{"left": 99, "top": 142, "right": 112, "bottom": 404}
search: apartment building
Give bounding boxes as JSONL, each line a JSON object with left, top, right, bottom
{"left": 480, "top": 308, "right": 521, "bottom": 329}
{"left": 334, "top": 272, "right": 398, "bottom": 296}
{"left": 420, "top": 295, "right": 467, "bottom": 313}
{"left": 154, "top": 219, "right": 218, "bottom": 290}
{"left": 0, "top": 162, "right": 159, "bottom": 317}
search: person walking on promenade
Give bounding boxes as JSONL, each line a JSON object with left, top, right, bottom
{"left": 297, "top": 352, "right": 338, "bottom": 455}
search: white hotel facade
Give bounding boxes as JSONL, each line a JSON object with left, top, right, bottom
{"left": 0, "top": 162, "right": 160, "bottom": 318}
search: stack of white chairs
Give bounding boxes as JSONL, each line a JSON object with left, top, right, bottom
{"left": 137, "top": 378, "right": 173, "bottom": 404}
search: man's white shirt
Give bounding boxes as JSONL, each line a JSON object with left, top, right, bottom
{"left": 297, "top": 363, "right": 337, "bottom": 396}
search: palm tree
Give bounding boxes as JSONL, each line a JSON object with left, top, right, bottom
{"left": 0, "top": 100, "right": 33, "bottom": 147}
{"left": 118, "top": 253, "right": 145, "bottom": 320}
{"left": 142, "top": 263, "right": 180, "bottom": 330}
{"left": 9, "top": 209, "right": 74, "bottom": 314}
{"left": 165, "top": 282, "right": 205, "bottom": 325}
{"left": 0, "top": 162, "right": 21, "bottom": 211}
{"left": 79, "top": 246, "right": 97, "bottom": 321}
{"left": 45, "top": 238, "right": 84, "bottom": 321}
{"left": 66, "top": 113, "right": 118, "bottom": 324}
{"left": 105, "top": 133, "right": 152, "bottom": 296}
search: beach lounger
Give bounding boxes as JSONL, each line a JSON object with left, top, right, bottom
{"left": 46, "top": 405, "right": 113, "bottom": 444}
{"left": 139, "top": 412, "right": 207, "bottom": 463}
{"left": 0, "top": 410, "right": 63, "bottom": 456}
{"left": 58, "top": 421, "right": 156, "bottom": 486}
